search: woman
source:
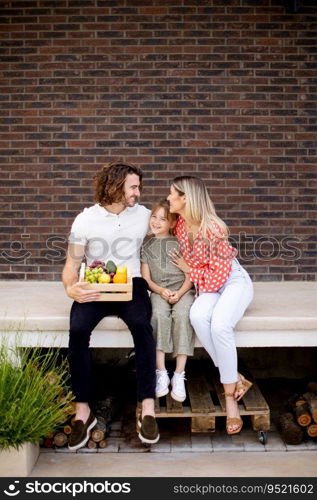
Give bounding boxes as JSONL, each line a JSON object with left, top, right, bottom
{"left": 167, "top": 176, "right": 254, "bottom": 434}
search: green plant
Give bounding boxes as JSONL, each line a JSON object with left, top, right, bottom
{"left": 0, "top": 343, "right": 73, "bottom": 450}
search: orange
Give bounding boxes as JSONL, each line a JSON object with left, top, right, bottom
{"left": 113, "top": 273, "right": 127, "bottom": 284}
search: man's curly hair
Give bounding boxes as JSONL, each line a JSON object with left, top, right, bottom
{"left": 93, "top": 161, "right": 143, "bottom": 205}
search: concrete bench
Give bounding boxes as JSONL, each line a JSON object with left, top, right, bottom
{"left": 0, "top": 281, "right": 316, "bottom": 348}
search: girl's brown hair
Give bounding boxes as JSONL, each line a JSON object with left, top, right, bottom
{"left": 94, "top": 161, "right": 143, "bottom": 205}
{"left": 151, "top": 199, "right": 178, "bottom": 234}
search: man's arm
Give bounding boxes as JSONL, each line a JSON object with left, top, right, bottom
{"left": 62, "top": 243, "right": 101, "bottom": 303}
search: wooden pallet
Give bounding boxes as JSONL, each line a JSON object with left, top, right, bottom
{"left": 137, "top": 374, "right": 270, "bottom": 434}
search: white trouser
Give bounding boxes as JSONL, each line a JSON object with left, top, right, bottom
{"left": 189, "top": 258, "right": 254, "bottom": 384}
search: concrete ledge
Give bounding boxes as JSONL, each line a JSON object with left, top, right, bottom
{"left": 0, "top": 442, "right": 40, "bottom": 477}
{"left": 0, "top": 281, "right": 316, "bottom": 348}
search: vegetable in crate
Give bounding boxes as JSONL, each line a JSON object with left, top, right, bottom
{"left": 105, "top": 260, "right": 117, "bottom": 274}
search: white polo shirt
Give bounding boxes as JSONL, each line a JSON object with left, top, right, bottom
{"left": 68, "top": 203, "right": 151, "bottom": 278}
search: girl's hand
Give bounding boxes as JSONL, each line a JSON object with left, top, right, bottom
{"left": 160, "top": 288, "right": 173, "bottom": 301}
{"left": 168, "top": 291, "right": 180, "bottom": 304}
{"left": 168, "top": 249, "right": 190, "bottom": 274}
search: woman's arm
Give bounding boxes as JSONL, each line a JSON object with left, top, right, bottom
{"left": 141, "top": 262, "right": 173, "bottom": 300}
{"left": 171, "top": 223, "right": 237, "bottom": 293}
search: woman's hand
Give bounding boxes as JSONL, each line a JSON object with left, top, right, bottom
{"left": 168, "top": 249, "right": 190, "bottom": 274}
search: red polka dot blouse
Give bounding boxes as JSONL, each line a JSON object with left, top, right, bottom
{"left": 174, "top": 216, "right": 238, "bottom": 293}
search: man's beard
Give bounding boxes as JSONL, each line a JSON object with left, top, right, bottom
{"left": 122, "top": 195, "right": 139, "bottom": 207}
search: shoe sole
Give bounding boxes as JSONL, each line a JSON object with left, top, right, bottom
{"left": 68, "top": 417, "right": 97, "bottom": 452}
{"left": 137, "top": 419, "right": 160, "bottom": 444}
{"left": 137, "top": 431, "right": 160, "bottom": 445}
{"left": 155, "top": 387, "right": 169, "bottom": 398}
{"left": 236, "top": 380, "right": 253, "bottom": 402}
{"left": 170, "top": 391, "right": 186, "bottom": 403}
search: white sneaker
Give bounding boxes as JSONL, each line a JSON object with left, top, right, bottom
{"left": 171, "top": 371, "right": 186, "bottom": 402}
{"left": 155, "top": 370, "right": 170, "bottom": 398}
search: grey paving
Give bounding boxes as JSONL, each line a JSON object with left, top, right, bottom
{"left": 98, "top": 439, "right": 120, "bottom": 453}
{"left": 151, "top": 439, "right": 172, "bottom": 453}
{"left": 171, "top": 435, "right": 192, "bottom": 453}
{"left": 264, "top": 432, "right": 287, "bottom": 452}
{"left": 191, "top": 434, "right": 213, "bottom": 452}
{"left": 31, "top": 451, "right": 317, "bottom": 477}
{"left": 306, "top": 439, "right": 317, "bottom": 450}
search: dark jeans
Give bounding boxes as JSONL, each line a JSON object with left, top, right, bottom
{"left": 68, "top": 277, "right": 156, "bottom": 402}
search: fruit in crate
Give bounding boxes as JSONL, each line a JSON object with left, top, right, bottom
{"left": 79, "top": 261, "right": 132, "bottom": 302}
{"left": 85, "top": 266, "right": 104, "bottom": 283}
{"left": 82, "top": 260, "right": 128, "bottom": 284}
{"left": 116, "top": 265, "right": 127, "bottom": 275}
{"left": 98, "top": 272, "right": 111, "bottom": 283}
{"left": 90, "top": 260, "right": 105, "bottom": 269}
{"left": 113, "top": 273, "right": 127, "bottom": 284}
{"left": 113, "top": 266, "right": 127, "bottom": 284}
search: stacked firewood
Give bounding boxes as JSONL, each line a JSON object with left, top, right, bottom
{"left": 279, "top": 382, "right": 317, "bottom": 444}
{"left": 42, "top": 398, "right": 115, "bottom": 450}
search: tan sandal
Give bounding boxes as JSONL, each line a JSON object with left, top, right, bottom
{"left": 224, "top": 391, "right": 243, "bottom": 435}
{"left": 235, "top": 373, "right": 253, "bottom": 402}
{"left": 226, "top": 417, "right": 243, "bottom": 435}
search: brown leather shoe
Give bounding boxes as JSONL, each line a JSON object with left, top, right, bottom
{"left": 68, "top": 411, "right": 97, "bottom": 451}
{"left": 137, "top": 415, "right": 160, "bottom": 444}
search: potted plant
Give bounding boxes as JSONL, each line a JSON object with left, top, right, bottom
{"left": 0, "top": 341, "right": 73, "bottom": 476}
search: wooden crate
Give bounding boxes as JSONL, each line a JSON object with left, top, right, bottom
{"left": 137, "top": 373, "right": 270, "bottom": 434}
{"left": 80, "top": 263, "right": 132, "bottom": 301}
{"left": 85, "top": 275, "right": 133, "bottom": 301}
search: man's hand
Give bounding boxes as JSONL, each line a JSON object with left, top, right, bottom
{"left": 160, "top": 288, "right": 173, "bottom": 301}
{"left": 66, "top": 281, "right": 101, "bottom": 303}
{"left": 168, "top": 291, "right": 180, "bottom": 304}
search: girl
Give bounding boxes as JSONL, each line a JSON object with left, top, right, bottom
{"left": 167, "top": 176, "right": 254, "bottom": 435}
{"left": 141, "top": 200, "right": 195, "bottom": 402}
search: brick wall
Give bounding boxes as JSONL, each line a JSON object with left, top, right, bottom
{"left": 0, "top": 0, "right": 316, "bottom": 281}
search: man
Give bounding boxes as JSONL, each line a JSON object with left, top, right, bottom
{"left": 62, "top": 161, "right": 159, "bottom": 450}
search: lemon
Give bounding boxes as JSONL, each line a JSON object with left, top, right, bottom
{"left": 98, "top": 272, "right": 111, "bottom": 283}
{"left": 116, "top": 265, "right": 127, "bottom": 275}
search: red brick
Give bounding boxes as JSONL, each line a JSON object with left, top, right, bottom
{"left": 0, "top": 0, "right": 316, "bottom": 281}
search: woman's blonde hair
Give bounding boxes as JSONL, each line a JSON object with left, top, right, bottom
{"left": 172, "top": 176, "right": 229, "bottom": 238}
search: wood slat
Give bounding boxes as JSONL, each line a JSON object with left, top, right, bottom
{"left": 242, "top": 380, "right": 269, "bottom": 411}
{"left": 166, "top": 393, "right": 183, "bottom": 413}
{"left": 155, "top": 407, "right": 268, "bottom": 418}
{"left": 154, "top": 398, "right": 160, "bottom": 414}
{"left": 187, "top": 375, "right": 215, "bottom": 413}
{"left": 191, "top": 416, "right": 216, "bottom": 433}
{"left": 213, "top": 377, "right": 269, "bottom": 413}
{"left": 213, "top": 379, "right": 226, "bottom": 412}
